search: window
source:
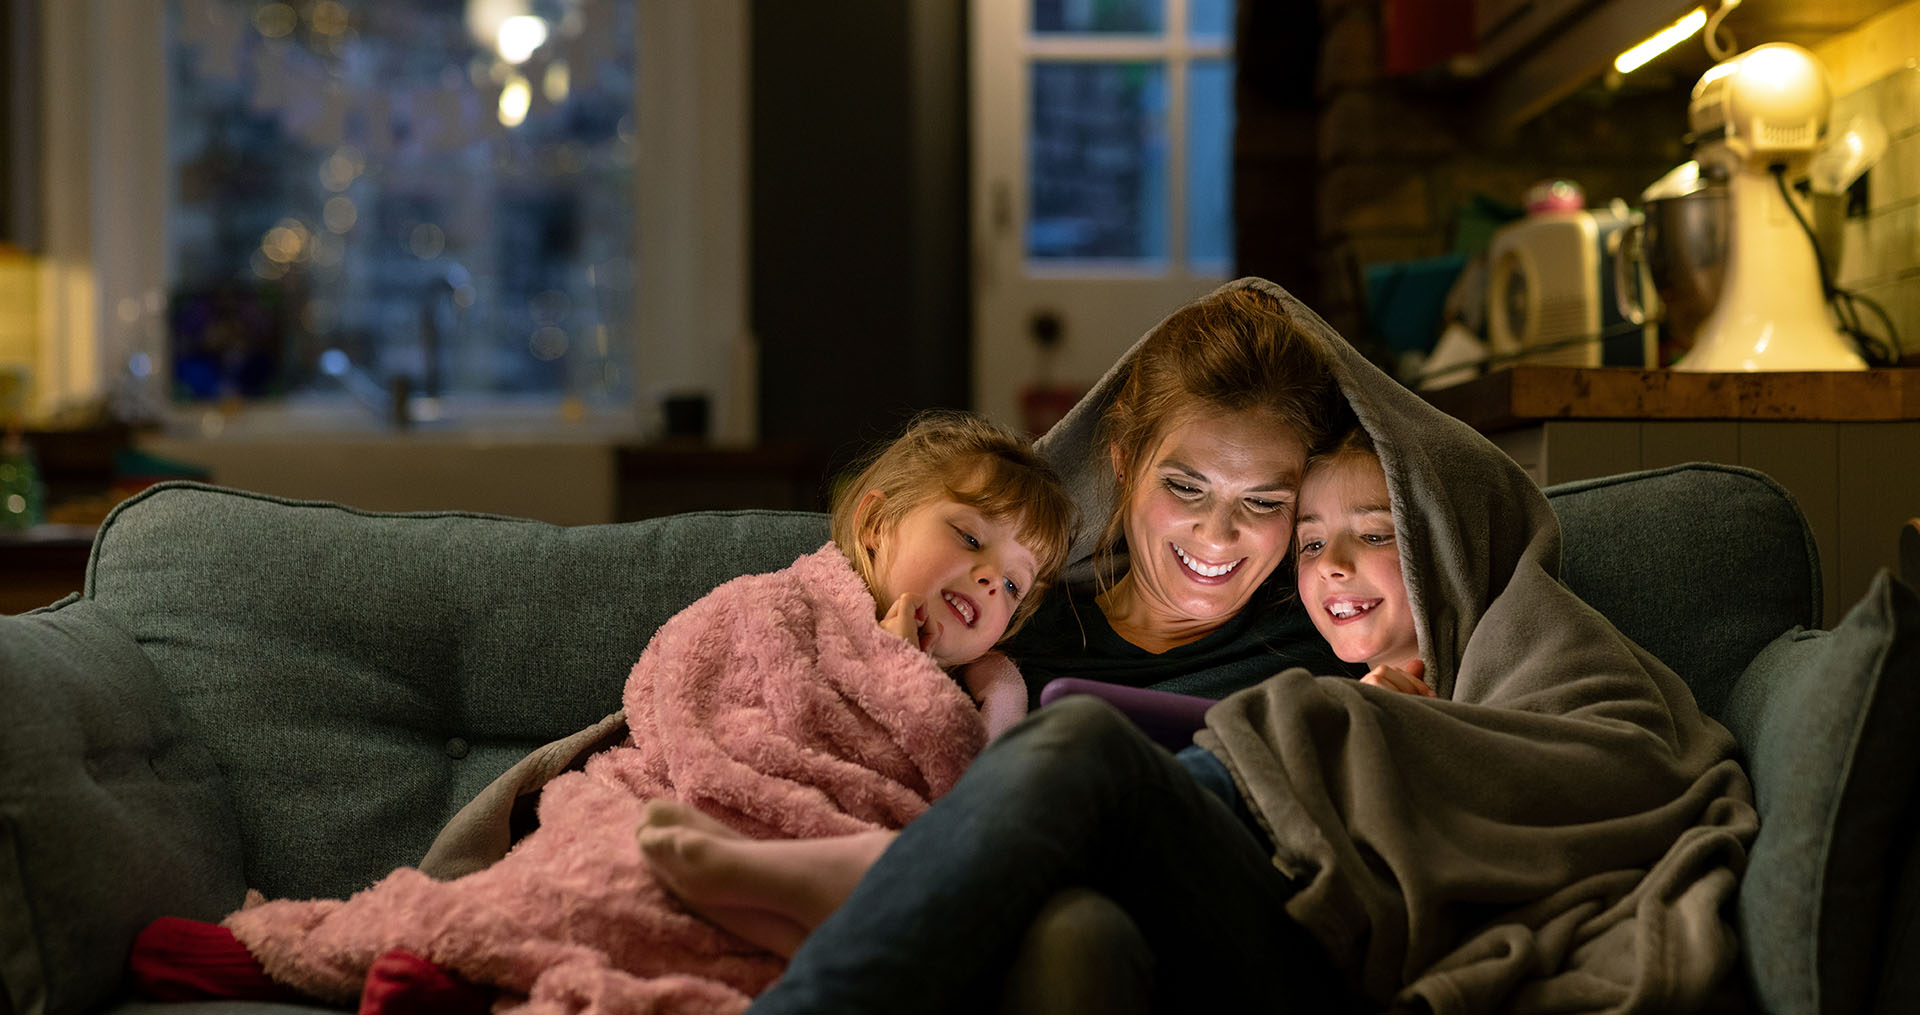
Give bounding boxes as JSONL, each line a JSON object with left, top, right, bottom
{"left": 166, "top": 0, "right": 635, "bottom": 420}
{"left": 37, "top": 1, "right": 749, "bottom": 439}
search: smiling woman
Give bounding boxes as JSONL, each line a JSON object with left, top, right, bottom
{"left": 1000, "top": 283, "right": 1358, "bottom": 704}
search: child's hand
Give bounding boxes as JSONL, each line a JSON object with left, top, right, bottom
{"left": 880, "top": 594, "right": 931, "bottom": 652}
{"left": 1361, "top": 658, "right": 1433, "bottom": 697}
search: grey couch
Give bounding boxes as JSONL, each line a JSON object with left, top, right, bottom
{"left": 3, "top": 464, "right": 1915, "bottom": 1015}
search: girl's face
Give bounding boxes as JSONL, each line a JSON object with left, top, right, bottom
{"left": 1293, "top": 451, "right": 1419, "bottom": 670}
{"left": 1114, "top": 409, "right": 1308, "bottom": 642}
{"left": 866, "top": 496, "right": 1039, "bottom": 669}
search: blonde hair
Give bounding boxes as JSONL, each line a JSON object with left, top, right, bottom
{"left": 830, "top": 409, "right": 1078, "bottom": 637}
{"left": 1095, "top": 286, "right": 1341, "bottom": 579}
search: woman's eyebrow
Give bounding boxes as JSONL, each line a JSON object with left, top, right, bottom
{"left": 1160, "top": 458, "right": 1298, "bottom": 492}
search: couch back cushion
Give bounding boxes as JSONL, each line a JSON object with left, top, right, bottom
{"left": 87, "top": 483, "right": 827, "bottom": 902}
{"left": 1544, "top": 462, "right": 1821, "bottom": 716}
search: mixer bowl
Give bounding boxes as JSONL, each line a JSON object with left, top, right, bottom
{"left": 1640, "top": 185, "right": 1727, "bottom": 364}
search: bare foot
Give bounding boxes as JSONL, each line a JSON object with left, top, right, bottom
{"left": 638, "top": 827, "right": 896, "bottom": 937}
{"left": 638, "top": 798, "right": 744, "bottom": 839}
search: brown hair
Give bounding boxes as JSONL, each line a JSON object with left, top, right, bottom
{"left": 1291, "top": 425, "right": 1385, "bottom": 564}
{"left": 831, "top": 409, "right": 1078, "bottom": 638}
{"left": 1095, "top": 285, "right": 1341, "bottom": 577}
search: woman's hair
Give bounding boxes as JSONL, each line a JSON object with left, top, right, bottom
{"left": 830, "top": 409, "right": 1078, "bottom": 637}
{"left": 1094, "top": 285, "right": 1342, "bottom": 575}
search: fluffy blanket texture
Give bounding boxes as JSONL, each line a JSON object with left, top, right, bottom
{"left": 225, "top": 545, "right": 989, "bottom": 1014}
{"left": 1039, "top": 277, "right": 1761, "bottom": 1012}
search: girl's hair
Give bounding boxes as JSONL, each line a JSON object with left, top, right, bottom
{"left": 1306, "top": 424, "right": 1377, "bottom": 472}
{"left": 1094, "top": 285, "right": 1342, "bottom": 577}
{"left": 830, "top": 409, "right": 1078, "bottom": 637}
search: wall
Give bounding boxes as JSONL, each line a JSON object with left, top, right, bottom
{"left": 1820, "top": 0, "right": 1920, "bottom": 363}
{"left": 751, "top": 0, "right": 970, "bottom": 480}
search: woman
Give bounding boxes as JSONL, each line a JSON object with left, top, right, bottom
{"left": 651, "top": 278, "right": 1757, "bottom": 1014}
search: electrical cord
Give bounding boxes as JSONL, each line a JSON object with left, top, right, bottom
{"left": 1771, "top": 165, "right": 1901, "bottom": 366}
{"left": 1705, "top": 0, "right": 1740, "bottom": 61}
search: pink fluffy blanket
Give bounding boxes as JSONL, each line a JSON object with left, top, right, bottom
{"left": 225, "top": 545, "right": 990, "bottom": 1013}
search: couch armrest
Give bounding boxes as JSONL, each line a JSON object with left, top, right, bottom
{"left": 0, "top": 600, "right": 247, "bottom": 1015}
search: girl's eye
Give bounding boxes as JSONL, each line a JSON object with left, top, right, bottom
{"left": 1004, "top": 577, "right": 1022, "bottom": 598}
{"left": 1363, "top": 532, "right": 1395, "bottom": 545}
{"left": 955, "top": 527, "right": 980, "bottom": 549}
{"left": 1297, "top": 539, "right": 1323, "bottom": 556}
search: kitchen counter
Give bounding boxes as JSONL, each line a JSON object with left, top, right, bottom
{"left": 1425, "top": 366, "right": 1920, "bottom": 626}
{"left": 1423, "top": 365, "right": 1920, "bottom": 431}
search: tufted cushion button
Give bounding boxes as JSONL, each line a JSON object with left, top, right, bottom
{"left": 444, "top": 737, "right": 469, "bottom": 760}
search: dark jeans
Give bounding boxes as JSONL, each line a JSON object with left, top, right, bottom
{"left": 748, "top": 695, "right": 1353, "bottom": 1014}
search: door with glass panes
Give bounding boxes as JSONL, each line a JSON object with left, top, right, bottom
{"left": 971, "top": 0, "right": 1236, "bottom": 433}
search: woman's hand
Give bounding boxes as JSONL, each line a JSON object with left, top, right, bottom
{"left": 880, "top": 594, "right": 931, "bottom": 652}
{"left": 1361, "top": 658, "right": 1433, "bottom": 697}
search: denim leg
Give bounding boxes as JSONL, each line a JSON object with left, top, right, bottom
{"left": 748, "top": 695, "right": 1350, "bottom": 1015}
{"left": 996, "top": 887, "right": 1153, "bottom": 1015}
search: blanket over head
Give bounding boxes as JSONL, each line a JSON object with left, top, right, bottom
{"left": 225, "top": 545, "right": 988, "bottom": 1014}
{"left": 1041, "top": 278, "right": 1759, "bottom": 1013}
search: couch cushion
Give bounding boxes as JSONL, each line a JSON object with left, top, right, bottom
{"left": 85, "top": 483, "right": 829, "bottom": 903}
{"left": 0, "top": 599, "right": 248, "bottom": 1015}
{"left": 1721, "top": 570, "right": 1920, "bottom": 1015}
{"left": 1546, "top": 463, "right": 1821, "bottom": 716}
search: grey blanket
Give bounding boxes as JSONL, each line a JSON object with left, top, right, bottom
{"left": 1044, "top": 278, "right": 1759, "bottom": 1013}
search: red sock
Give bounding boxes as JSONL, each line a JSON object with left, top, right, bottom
{"left": 360, "top": 949, "right": 491, "bottom": 1015}
{"left": 128, "top": 916, "right": 300, "bottom": 1002}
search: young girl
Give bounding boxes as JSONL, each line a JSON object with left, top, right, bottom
{"left": 1291, "top": 427, "right": 1434, "bottom": 698}
{"left": 131, "top": 409, "right": 1077, "bottom": 1015}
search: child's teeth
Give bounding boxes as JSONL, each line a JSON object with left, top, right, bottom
{"left": 944, "top": 591, "right": 975, "bottom": 625}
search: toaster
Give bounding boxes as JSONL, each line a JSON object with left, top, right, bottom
{"left": 1487, "top": 206, "right": 1656, "bottom": 368}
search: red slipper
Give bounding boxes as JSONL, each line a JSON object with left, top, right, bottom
{"left": 360, "top": 948, "right": 491, "bottom": 1015}
{"left": 128, "top": 916, "right": 300, "bottom": 1002}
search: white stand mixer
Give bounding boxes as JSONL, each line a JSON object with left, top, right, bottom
{"left": 1674, "top": 42, "right": 1865, "bottom": 372}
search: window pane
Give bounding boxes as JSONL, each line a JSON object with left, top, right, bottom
{"left": 1190, "top": 0, "right": 1235, "bottom": 40}
{"left": 166, "top": 0, "right": 635, "bottom": 410}
{"left": 1187, "top": 58, "right": 1235, "bottom": 268}
{"left": 1028, "top": 62, "right": 1168, "bottom": 261}
{"left": 1032, "top": 0, "right": 1164, "bottom": 34}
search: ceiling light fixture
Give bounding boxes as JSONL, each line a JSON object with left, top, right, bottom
{"left": 1614, "top": 7, "right": 1708, "bottom": 74}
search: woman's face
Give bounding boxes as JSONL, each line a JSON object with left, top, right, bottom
{"left": 1114, "top": 408, "right": 1309, "bottom": 640}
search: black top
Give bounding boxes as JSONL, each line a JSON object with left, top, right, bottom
{"left": 1002, "top": 578, "right": 1361, "bottom": 707}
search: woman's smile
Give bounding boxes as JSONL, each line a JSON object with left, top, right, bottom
{"left": 1171, "top": 543, "right": 1245, "bottom": 582}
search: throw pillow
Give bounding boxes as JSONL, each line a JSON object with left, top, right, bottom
{"left": 0, "top": 600, "right": 248, "bottom": 1015}
{"left": 1721, "top": 569, "right": 1920, "bottom": 1015}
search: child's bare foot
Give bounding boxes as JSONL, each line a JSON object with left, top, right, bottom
{"left": 637, "top": 826, "right": 897, "bottom": 949}
{"left": 638, "top": 798, "right": 744, "bottom": 839}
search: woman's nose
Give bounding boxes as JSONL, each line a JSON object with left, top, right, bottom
{"left": 1195, "top": 502, "right": 1238, "bottom": 543}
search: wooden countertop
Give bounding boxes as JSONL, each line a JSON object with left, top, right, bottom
{"left": 1422, "top": 367, "right": 1920, "bottom": 433}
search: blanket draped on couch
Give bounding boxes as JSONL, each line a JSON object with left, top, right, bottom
{"left": 225, "top": 545, "right": 987, "bottom": 1013}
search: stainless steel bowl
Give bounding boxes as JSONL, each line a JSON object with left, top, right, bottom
{"left": 1642, "top": 186, "right": 1727, "bottom": 364}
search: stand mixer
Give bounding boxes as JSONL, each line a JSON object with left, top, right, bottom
{"left": 1674, "top": 42, "right": 1865, "bottom": 372}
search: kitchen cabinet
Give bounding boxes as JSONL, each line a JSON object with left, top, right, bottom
{"left": 1425, "top": 366, "right": 1920, "bottom": 625}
